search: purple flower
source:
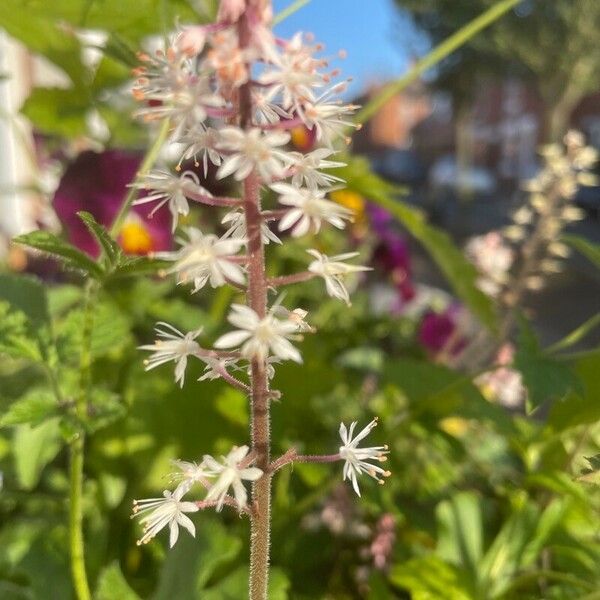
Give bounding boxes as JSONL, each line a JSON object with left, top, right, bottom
{"left": 53, "top": 150, "right": 172, "bottom": 257}
{"left": 418, "top": 306, "right": 466, "bottom": 355}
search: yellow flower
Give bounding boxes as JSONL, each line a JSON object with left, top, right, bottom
{"left": 119, "top": 221, "right": 153, "bottom": 255}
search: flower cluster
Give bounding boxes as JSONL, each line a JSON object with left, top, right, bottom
{"left": 130, "top": 2, "right": 387, "bottom": 552}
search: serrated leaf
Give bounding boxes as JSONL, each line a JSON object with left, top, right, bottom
{"left": 0, "top": 303, "right": 42, "bottom": 361}
{"left": 339, "top": 156, "right": 498, "bottom": 332}
{"left": 56, "top": 300, "right": 131, "bottom": 361}
{"left": 108, "top": 256, "right": 170, "bottom": 279}
{"left": 85, "top": 388, "right": 126, "bottom": 433}
{"left": 514, "top": 320, "right": 581, "bottom": 412}
{"left": 96, "top": 562, "right": 140, "bottom": 600}
{"left": 0, "top": 389, "right": 57, "bottom": 428}
{"left": 13, "top": 230, "right": 103, "bottom": 277}
{"left": 77, "top": 211, "right": 122, "bottom": 265}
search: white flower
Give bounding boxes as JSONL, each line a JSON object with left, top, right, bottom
{"left": 465, "top": 232, "right": 514, "bottom": 298}
{"left": 139, "top": 322, "right": 202, "bottom": 387}
{"left": 272, "top": 183, "right": 353, "bottom": 237}
{"left": 197, "top": 356, "right": 239, "bottom": 381}
{"left": 178, "top": 126, "right": 223, "bottom": 176}
{"left": 259, "top": 32, "right": 324, "bottom": 111}
{"left": 132, "top": 170, "right": 209, "bottom": 231}
{"left": 134, "top": 48, "right": 223, "bottom": 135}
{"left": 132, "top": 487, "right": 199, "bottom": 547}
{"left": 339, "top": 418, "right": 390, "bottom": 497}
{"left": 307, "top": 249, "right": 371, "bottom": 305}
{"left": 214, "top": 304, "right": 303, "bottom": 363}
{"left": 289, "top": 148, "right": 346, "bottom": 190}
{"left": 203, "top": 446, "right": 263, "bottom": 510}
{"left": 159, "top": 227, "right": 246, "bottom": 292}
{"left": 170, "top": 459, "right": 212, "bottom": 495}
{"left": 221, "top": 209, "right": 281, "bottom": 245}
{"left": 253, "top": 90, "right": 291, "bottom": 125}
{"left": 217, "top": 127, "right": 291, "bottom": 182}
{"left": 297, "top": 82, "right": 359, "bottom": 146}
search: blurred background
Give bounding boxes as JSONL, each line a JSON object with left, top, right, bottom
{"left": 0, "top": 1, "right": 599, "bottom": 599}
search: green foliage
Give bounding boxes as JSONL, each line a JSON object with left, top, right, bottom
{"left": 339, "top": 156, "right": 498, "bottom": 332}
{"left": 563, "top": 234, "right": 600, "bottom": 270}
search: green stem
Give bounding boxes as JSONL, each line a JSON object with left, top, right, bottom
{"left": 272, "top": 0, "right": 311, "bottom": 25}
{"left": 68, "top": 281, "right": 96, "bottom": 600}
{"left": 109, "top": 118, "right": 171, "bottom": 238}
{"left": 354, "top": 0, "right": 520, "bottom": 125}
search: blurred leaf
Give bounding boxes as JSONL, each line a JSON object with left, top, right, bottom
{"left": 0, "top": 274, "right": 49, "bottom": 328}
{"left": 479, "top": 502, "right": 538, "bottom": 597}
{"left": 577, "top": 454, "right": 600, "bottom": 485}
{"left": 339, "top": 157, "right": 498, "bottom": 332}
{"left": 548, "top": 349, "right": 600, "bottom": 431}
{"left": 381, "top": 358, "right": 513, "bottom": 431}
{"left": 154, "top": 518, "right": 242, "bottom": 600}
{"left": 514, "top": 320, "right": 581, "bottom": 412}
{"left": 20, "top": 87, "right": 90, "bottom": 138}
{"left": 436, "top": 492, "right": 483, "bottom": 581}
{"left": 77, "top": 211, "right": 122, "bottom": 266}
{"left": 13, "top": 418, "right": 62, "bottom": 489}
{"left": 85, "top": 388, "right": 126, "bottom": 433}
{"left": 336, "top": 346, "right": 384, "bottom": 372}
{"left": 389, "top": 556, "right": 472, "bottom": 600}
{"left": 547, "top": 313, "right": 600, "bottom": 354}
{"left": 0, "top": 388, "right": 57, "bottom": 428}
{"left": 202, "top": 566, "right": 289, "bottom": 600}
{"left": 0, "top": 581, "right": 34, "bottom": 599}
{"left": 0, "top": 303, "right": 42, "bottom": 361}
{"left": 0, "top": 2, "right": 86, "bottom": 85}
{"left": 57, "top": 300, "right": 131, "bottom": 360}
{"left": 564, "top": 234, "right": 600, "bottom": 270}
{"left": 215, "top": 388, "right": 248, "bottom": 428}
{"left": 107, "top": 256, "right": 170, "bottom": 279}
{"left": 13, "top": 231, "right": 103, "bottom": 278}
{"left": 96, "top": 562, "right": 140, "bottom": 600}
{"left": 98, "top": 472, "right": 127, "bottom": 508}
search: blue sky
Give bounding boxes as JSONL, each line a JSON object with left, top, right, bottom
{"left": 272, "top": 0, "right": 427, "bottom": 97}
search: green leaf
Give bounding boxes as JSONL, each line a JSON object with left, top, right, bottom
{"left": 548, "top": 349, "right": 600, "bottom": 431}
{"left": 563, "top": 234, "right": 600, "bottom": 270}
{"left": 154, "top": 518, "right": 242, "bottom": 600}
{"left": 340, "top": 156, "right": 498, "bottom": 331}
{"left": 85, "top": 388, "right": 126, "bottom": 433}
{"left": 547, "top": 313, "right": 600, "bottom": 354}
{"left": 56, "top": 300, "right": 131, "bottom": 361}
{"left": 20, "top": 87, "right": 90, "bottom": 138}
{"left": 96, "top": 562, "right": 141, "bottom": 600}
{"left": 381, "top": 358, "right": 513, "bottom": 431}
{"left": 13, "top": 418, "right": 62, "bottom": 489}
{"left": 107, "top": 256, "right": 170, "bottom": 279}
{"left": 215, "top": 388, "right": 248, "bottom": 428}
{"left": 389, "top": 556, "right": 472, "bottom": 600}
{"left": 514, "top": 321, "right": 581, "bottom": 412}
{"left": 202, "top": 566, "right": 290, "bottom": 600}
{"left": 479, "top": 502, "right": 538, "bottom": 596}
{"left": 0, "top": 273, "right": 49, "bottom": 328}
{"left": 337, "top": 346, "right": 384, "bottom": 372}
{"left": 0, "top": 388, "right": 57, "bottom": 428}
{"left": 436, "top": 492, "right": 483, "bottom": 581}
{"left": 77, "top": 211, "right": 122, "bottom": 265}
{"left": 0, "top": 302, "right": 42, "bottom": 361}
{"left": 13, "top": 230, "right": 103, "bottom": 278}
{"left": 577, "top": 454, "right": 600, "bottom": 485}
{"left": 0, "top": 2, "right": 87, "bottom": 85}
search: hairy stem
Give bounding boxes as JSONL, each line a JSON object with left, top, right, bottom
{"left": 69, "top": 282, "right": 96, "bottom": 600}
{"left": 237, "top": 11, "right": 271, "bottom": 598}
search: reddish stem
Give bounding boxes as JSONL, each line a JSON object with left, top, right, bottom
{"left": 267, "top": 271, "right": 316, "bottom": 288}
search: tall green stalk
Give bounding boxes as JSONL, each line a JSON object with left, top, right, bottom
{"left": 69, "top": 281, "right": 96, "bottom": 600}
{"left": 354, "top": 0, "right": 520, "bottom": 125}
